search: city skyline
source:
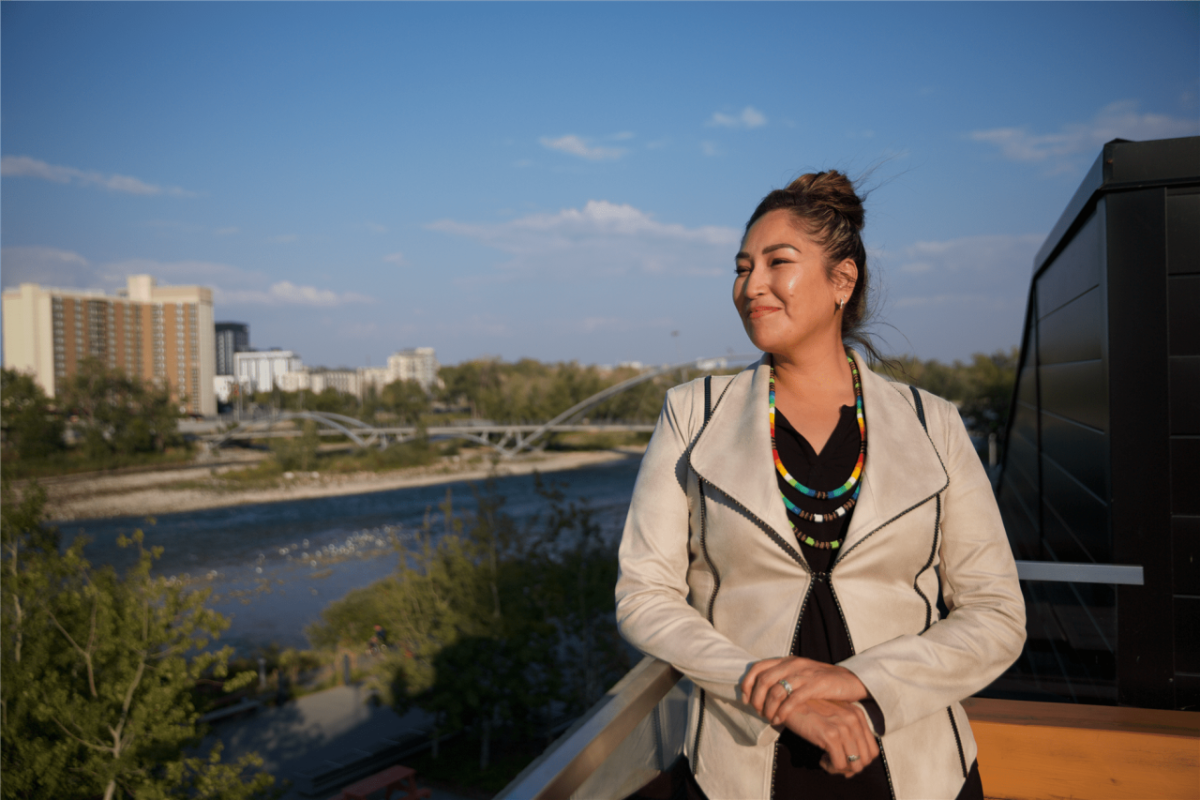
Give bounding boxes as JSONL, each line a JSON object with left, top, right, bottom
{"left": 2, "top": 2, "right": 1197, "bottom": 367}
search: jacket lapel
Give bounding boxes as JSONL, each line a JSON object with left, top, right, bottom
{"left": 689, "top": 356, "right": 801, "bottom": 555}
{"left": 688, "top": 352, "right": 950, "bottom": 566}
{"left": 838, "top": 354, "right": 949, "bottom": 559}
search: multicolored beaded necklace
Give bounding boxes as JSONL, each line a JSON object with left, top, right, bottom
{"left": 769, "top": 355, "right": 866, "bottom": 547}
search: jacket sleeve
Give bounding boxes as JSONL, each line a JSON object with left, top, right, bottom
{"left": 615, "top": 386, "right": 769, "bottom": 742}
{"left": 840, "top": 400, "right": 1027, "bottom": 734}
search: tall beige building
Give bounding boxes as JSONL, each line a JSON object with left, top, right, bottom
{"left": 2, "top": 275, "right": 216, "bottom": 416}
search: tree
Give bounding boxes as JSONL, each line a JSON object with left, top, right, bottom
{"left": 1, "top": 368, "right": 65, "bottom": 461}
{"left": 0, "top": 475, "right": 276, "bottom": 800}
{"left": 270, "top": 419, "right": 320, "bottom": 472}
{"left": 378, "top": 379, "right": 430, "bottom": 425}
{"left": 58, "top": 359, "right": 182, "bottom": 461}
{"left": 307, "top": 477, "right": 631, "bottom": 766}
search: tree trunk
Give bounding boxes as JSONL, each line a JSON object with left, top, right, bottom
{"left": 103, "top": 779, "right": 116, "bottom": 800}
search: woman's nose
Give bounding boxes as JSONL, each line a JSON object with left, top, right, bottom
{"left": 744, "top": 266, "right": 768, "bottom": 297}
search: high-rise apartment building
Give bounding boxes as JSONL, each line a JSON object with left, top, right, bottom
{"left": 387, "top": 347, "right": 440, "bottom": 391}
{"left": 2, "top": 275, "right": 216, "bottom": 416}
{"left": 215, "top": 322, "right": 250, "bottom": 376}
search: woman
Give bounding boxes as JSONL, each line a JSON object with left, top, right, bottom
{"left": 615, "top": 171, "right": 1025, "bottom": 799}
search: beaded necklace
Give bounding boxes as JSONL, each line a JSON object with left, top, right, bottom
{"left": 769, "top": 355, "right": 866, "bottom": 545}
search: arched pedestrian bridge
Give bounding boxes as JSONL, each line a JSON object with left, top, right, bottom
{"left": 202, "top": 355, "right": 757, "bottom": 458}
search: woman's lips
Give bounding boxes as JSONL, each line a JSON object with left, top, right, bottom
{"left": 746, "top": 306, "right": 780, "bottom": 319}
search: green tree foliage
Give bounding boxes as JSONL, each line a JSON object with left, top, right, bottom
{"left": 58, "top": 359, "right": 182, "bottom": 461}
{"left": 308, "top": 478, "right": 629, "bottom": 761}
{"left": 0, "top": 476, "right": 276, "bottom": 800}
{"left": 375, "top": 379, "right": 431, "bottom": 425}
{"left": 437, "top": 358, "right": 682, "bottom": 424}
{"left": 269, "top": 419, "right": 321, "bottom": 472}
{"left": 878, "top": 348, "right": 1019, "bottom": 435}
{"left": 1, "top": 368, "right": 65, "bottom": 460}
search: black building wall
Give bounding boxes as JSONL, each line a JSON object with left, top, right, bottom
{"left": 215, "top": 322, "right": 250, "bottom": 377}
{"left": 994, "top": 137, "right": 1199, "bottom": 711}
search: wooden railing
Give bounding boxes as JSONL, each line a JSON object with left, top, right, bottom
{"left": 963, "top": 697, "right": 1199, "bottom": 800}
{"left": 497, "top": 658, "right": 1200, "bottom": 800}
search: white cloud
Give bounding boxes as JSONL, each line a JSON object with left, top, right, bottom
{"left": 882, "top": 233, "right": 1045, "bottom": 360}
{"left": 266, "top": 234, "right": 298, "bottom": 244}
{"left": 539, "top": 135, "right": 627, "bottom": 161}
{"left": 700, "top": 141, "right": 720, "bottom": 157}
{"left": 895, "top": 234, "right": 1044, "bottom": 276}
{"left": 362, "top": 222, "right": 387, "bottom": 234}
{"left": 612, "top": 131, "right": 636, "bottom": 141}
{"left": 0, "top": 155, "right": 195, "bottom": 197}
{"left": 1, "top": 247, "right": 368, "bottom": 308}
{"left": 969, "top": 101, "right": 1200, "bottom": 172}
{"left": 707, "top": 106, "right": 767, "bottom": 129}
{"left": 0, "top": 246, "right": 94, "bottom": 289}
{"left": 428, "top": 200, "right": 738, "bottom": 279}
{"left": 382, "top": 252, "right": 407, "bottom": 265}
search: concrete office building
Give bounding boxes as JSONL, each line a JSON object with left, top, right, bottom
{"left": 234, "top": 349, "right": 303, "bottom": 394}
{"left": 1, "top": 275, "right": 216, "bottom": 416}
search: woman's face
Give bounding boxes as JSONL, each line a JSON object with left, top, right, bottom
{"left": 733, "top": 209, "right": 852, "bottom": 357}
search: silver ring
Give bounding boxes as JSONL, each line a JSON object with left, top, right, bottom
{"left": 777, "top": 678, "right": 793, "bottom": 696}
{"left": 847, "top": 754, "right": 860, "bottom": 763}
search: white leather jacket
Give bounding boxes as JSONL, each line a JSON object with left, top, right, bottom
{"left": 615, "top": 353, "right": 1026, "bottom": 799}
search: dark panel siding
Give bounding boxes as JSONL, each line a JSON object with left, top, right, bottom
{"left": 1039, "top": 288, "right": 1104, "bottom": 365}
{"left": 1170, "top": 438, "right": 1200, "bottom": 516}
{"left": 1167, "top": 190, "right": 1200, "bottom": 276}
{"left": 1176, "top": 674, "right": 1200, "bottom": 713}
{"left": 1041, "top": 412, "right": 1108, "bottom": 500}
{"left": 1017, "top": 365, "right": 1038, "bottom": 406}
{"left": 1038, "top": 209, "right": 1103, "bottom": 318}
{"left": 1174, "top": 597, "right": 1200, "bottom": 674}
{"left": 1012, "top": 402, "right": 1039, "bottom": 451}
{"left": 1174, "top": 516, "right": 1200, "bottom": 596}
{"left": 1040, "top": 361, "right": 1107, "bottom": 431}
{"left": 1170, "top": 356, "right": 1200, "bottom": 435}
{"left": 1042, "top": 457, "right": 1111, "bottom": 563}
{"left": 1168, "top": 274, "right": 1200, "bottom": 357}
{"left": 1042, "top": 501, "right": 1093, "bottom": 564}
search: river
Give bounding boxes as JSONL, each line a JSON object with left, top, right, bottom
{"left": 53, "top": 457, "right": 643, "bottom": 653}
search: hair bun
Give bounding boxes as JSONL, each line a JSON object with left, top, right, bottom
{"left": 785, "top": 170, "right": 864, "bottom": 231}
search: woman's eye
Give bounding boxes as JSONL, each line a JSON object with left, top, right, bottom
{"left": 735, "top": 265, "right": 749, "bottom": 275}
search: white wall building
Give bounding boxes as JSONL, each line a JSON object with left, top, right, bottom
{"left": 234, "top": 349, "right": 303, "bottom": 394}
{"left": 387, "top": 348, "right": 439, "bottom": 391}
{"left": 278, "top": 367, "right": 359, "bottom": 396}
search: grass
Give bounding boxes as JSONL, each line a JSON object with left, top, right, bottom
{"left": 543, "top": 430, "right": 650, "bottom": 452}
{"left": 3, "top": 445, "right": 197, "bottom": 480}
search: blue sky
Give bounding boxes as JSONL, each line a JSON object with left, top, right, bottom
{"left": 3, "top": 2, "right": 1197, "bottom": 368}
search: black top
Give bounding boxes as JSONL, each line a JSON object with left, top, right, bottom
{"left": 771, "top": 405, "right": 894, "bottom": 799}
{"left": 768, "top": 407, "right": 983, "bottom": 800}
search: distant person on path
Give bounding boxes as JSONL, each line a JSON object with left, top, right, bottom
{"left": 616, "top": 171, "right": 1025, "bottom": 799}
{"left": 369, "top": 624, "right": 388, "bottom": 654}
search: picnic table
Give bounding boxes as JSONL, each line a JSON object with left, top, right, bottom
{"left": 332, "top": 765, "right": 431, "bottom": 800}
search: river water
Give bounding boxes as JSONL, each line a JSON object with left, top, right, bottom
{"left": 53, "top": 458, "right": 643, "bottom": 653}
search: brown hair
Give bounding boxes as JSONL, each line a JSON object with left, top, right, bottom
{"left": 746, "top": 170, "right": 883, "bottom": 363}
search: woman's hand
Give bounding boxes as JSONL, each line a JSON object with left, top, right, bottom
{"left": 741, "top": 656, "right": 869, "bottom": 725}
{"left": 780, "top": 698, "right": 880, "bottom": 778}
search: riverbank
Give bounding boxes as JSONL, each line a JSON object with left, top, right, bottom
{"left": 40, "top": 447, "right": 646, "bottom": 521}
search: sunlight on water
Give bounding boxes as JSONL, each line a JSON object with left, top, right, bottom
{"left": 54, "top": 461, "right": 641, "bottom": 651}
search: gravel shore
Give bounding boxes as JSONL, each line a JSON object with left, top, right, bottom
{"left": 39, "top": 447, "right": 646, "bottom": 522}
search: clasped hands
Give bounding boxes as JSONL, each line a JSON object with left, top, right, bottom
{"left": 740, "top": 656, "right": 880, "bottom": 778}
